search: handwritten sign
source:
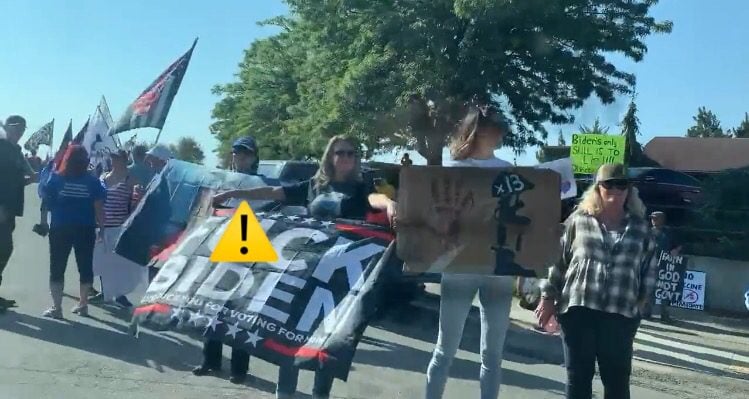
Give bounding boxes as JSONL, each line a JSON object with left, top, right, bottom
{"left": 570, "top": 134, "right": 626, "bottom": 174}
{"left": 653, "top": 251, "right": 688, "bottom": 306}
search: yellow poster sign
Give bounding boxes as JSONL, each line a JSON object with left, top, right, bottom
{"left": 570, "top": 134, "right": 626, "bottom": 174}
{"left": 210, "top": 201, "right": 278, "bottom": 263}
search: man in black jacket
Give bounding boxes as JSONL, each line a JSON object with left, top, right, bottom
{"left": 0, "top": 115, "right": 35, "bottom": 310}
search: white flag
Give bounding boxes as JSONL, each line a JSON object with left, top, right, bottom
{"left": 84, "top": 96, "right": 120, "bottom": 170}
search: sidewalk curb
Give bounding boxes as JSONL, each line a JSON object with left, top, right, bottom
{"left": 409, "top": 293, "right": 565, "bottom": 365}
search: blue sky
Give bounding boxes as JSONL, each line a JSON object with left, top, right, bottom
{"left": 1, "top": 0, "right": 748, "bottom": 167}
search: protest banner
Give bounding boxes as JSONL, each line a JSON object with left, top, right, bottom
{"left": 570, "top": 133, "right": 626, "bottom": 174}
{"left": 116, "top": 160, "right": 396, "bottom": 381}
{"left": 671, "top": 270, "right": 706, "bottom": 311}
{"left": 653, "top": 251, "right": 688, "bottom": 306}
{"left": 397, "top": 166, "right": 561, "bottom": 277}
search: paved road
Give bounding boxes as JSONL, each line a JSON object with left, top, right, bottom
{"left": 0, "top": 187, "right": 725, "bottom": 398}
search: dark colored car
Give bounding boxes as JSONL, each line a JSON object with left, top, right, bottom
{"left": 574, "top": 167, "right": 703, "bottom": 225}
{"left": 257, "top": 160, "right": 318, "bottom": 184}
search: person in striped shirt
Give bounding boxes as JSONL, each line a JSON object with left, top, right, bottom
{"left": 92, "top": 150, "right": 146, "bottom": 308}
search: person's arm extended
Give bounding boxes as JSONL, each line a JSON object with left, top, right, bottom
{"left": 21, "top": 157, "right": 37, "bottom": 185}
{"left": 214, "top": 186, "right": 286, "bottom": 204}
{"left": 368, "top": 193, "right": 397, "bottom": 225}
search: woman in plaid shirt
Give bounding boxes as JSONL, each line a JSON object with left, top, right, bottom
{"left": 536, "top": 163, "right": 659, "bottom": 399}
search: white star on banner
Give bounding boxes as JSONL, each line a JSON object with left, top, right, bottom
{"left": 287, "top": 215, "right": 300, "bottom": 221}
{"left": 225, "top": 323, "right": 242, "bottom": 339}
{"left": 206, "top": 316, "right": 223, "bottom": 332}
{"left": 321, "top": 221, "right": 334, "bottom": 227}
{"left": 189, "top": 311, "right": 206, "bottom": 326}
{"left": 271, "top": 213, "right": 284, "bottom": 219}
{"left": 170, "top": 307, "right": 184, "bottom": 321}
{"left": 245, "top": 330, "right": 263, "bottom": 347}
{"left": 302, "top": 218, "right": 316, "bottom": 225}
{"left": 255, "top": 212, "right": 266, "bottom": 217}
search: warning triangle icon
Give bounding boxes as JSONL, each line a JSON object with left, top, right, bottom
{"left": 210, "top": 201, "right": 278, "bottom": 263}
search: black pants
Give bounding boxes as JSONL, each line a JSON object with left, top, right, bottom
{"left": 202, "top": 339, "right": 250, "bottom": 377}
{"left": 49, "top": 226, "right": 96, "bottom": 284}
{"left": 558, "top": 307, "right": 640, "bottom": 399}
{"left": 276, "top": 366, "right": 335, "bottom": 397}
{"left": 0, "top": 218, "right": 15, "bottom": 287}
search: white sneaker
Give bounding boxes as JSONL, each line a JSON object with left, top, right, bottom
{"left": 42, "top": 307, "right": 63, "bottom": 319}
{"left": 71, "top": 304, "right": 89, "bottom": 317}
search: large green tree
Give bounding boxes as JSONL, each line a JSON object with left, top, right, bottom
{"left": 169, "top": 137, "right": 205, "bottom": 165}
{"left": 686, "top": 107, "right": 727, "bottom": 138}
{"left": 212, "top": 0, "right": 672, "bottom": 165}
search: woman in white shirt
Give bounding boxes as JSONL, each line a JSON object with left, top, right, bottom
{"left": 426, "top": 106, "right": 515, "bottom": 399}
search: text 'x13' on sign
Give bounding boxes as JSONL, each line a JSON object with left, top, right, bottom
{"left": 210, "top": 201, "right": 278, "bottom": 263}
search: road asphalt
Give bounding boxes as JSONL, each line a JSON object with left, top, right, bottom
{"left": 0, "top": 186, "right": 746, "bottom": 398}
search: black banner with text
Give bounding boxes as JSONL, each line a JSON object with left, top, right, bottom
{"left": 131, "top": 212, "right": 393, "bottom": 381}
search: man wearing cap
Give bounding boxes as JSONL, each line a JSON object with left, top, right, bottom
{"left": 192, "top": 136, "right": 260, "bottom": 384}
{"left": 0, "top": 115, "right": 36, "bottom": 310}
{"left": 145, "top": 144, "right": 173, "bottom": 175}
{"left": 231, "top": 136, "right": 260, "bottom": 175}
{"left": 645, "top": 211, "right": 681, "bottom": 322}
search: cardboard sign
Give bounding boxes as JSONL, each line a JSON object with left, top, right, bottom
{"left": 653, "top": 251, "right": 688, "bottom": 306}
{"left": 672, "top": 270, "right": 706, "bottom": 311}
{"left": 397, "top": 166, "right": 561, "bottom": 277}
{"left": 570, "top": 134, "right": 626, "bottom": 174}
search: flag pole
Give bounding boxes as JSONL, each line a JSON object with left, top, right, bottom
{"left": 153, "top": 128, "right": 164, "bottom": 146}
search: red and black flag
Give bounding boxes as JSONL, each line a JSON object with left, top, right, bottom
{"left": 52, "top": 120, "right": 73, "bottom": 167}
{"left": 73, "top": 117, "right": 90, "bottom": 144}
{"left": 109, "top": 38, "right": 198, "bottom": 136}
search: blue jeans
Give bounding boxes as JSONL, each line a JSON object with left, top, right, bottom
{"left": 425, "top": 273, "right": 514, "bottom": 399}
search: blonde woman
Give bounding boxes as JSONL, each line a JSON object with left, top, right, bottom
{"left": 213, "top": 135, "right": 394, "bottom": 399}
{"left": 421, "top": 105, "right": 516, "bottom": 399}
{"left": 536, "top": 163, "right": 658, "bottom": 399}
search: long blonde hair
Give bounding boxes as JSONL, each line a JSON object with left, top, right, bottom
{"left": 449, "top": 106, "right": 510, "bottom": 160}
{"left": 312, "top": 135, "right": 362, "bottom": 189}
{"left": 577, "top": 183, "right": 647, "bottom": 219}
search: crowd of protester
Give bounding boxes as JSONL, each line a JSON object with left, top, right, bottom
{"left": 0, "top": 107, "right": 679, "bottom": 399}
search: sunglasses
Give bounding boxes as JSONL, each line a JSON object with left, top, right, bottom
{"left": 599, "top": 179, "right": 629, "bottom": 190}
{"left": 334, "top": 150, "right": 357, "bottom": 158}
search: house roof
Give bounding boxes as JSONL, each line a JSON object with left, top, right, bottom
{"left": 643, "top": 137, "right": 749, "bottom": 172}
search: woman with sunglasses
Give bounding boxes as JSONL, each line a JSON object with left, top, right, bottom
{"left": 536, "top": 163, "right": 659, "bottom": 399}
{"left": 213, "top": 135, "right": 395, "bottom": 399}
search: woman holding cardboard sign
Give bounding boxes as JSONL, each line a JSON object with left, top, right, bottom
{"left": 213, "top": 135, "right": 394, "bottom": 399}
{"left": 414, "top": 105, "right": 517, "bottom": 399}
{"left": 536, "top": 163, "right": 659, "bottom": 399}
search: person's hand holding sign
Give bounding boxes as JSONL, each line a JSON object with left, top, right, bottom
{"left": 427, "top": 176, "right": 474, "bottom": 248}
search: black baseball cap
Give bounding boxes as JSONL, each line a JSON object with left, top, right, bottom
{"left": 232, "top": 136, "right": 258, "bottom": 153}
{"left": 5, "top": 115, "right": 26, "bottom": 129}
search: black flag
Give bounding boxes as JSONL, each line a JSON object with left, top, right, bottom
{"left": 109, "top": 38, "right": 198, "bottom": 136}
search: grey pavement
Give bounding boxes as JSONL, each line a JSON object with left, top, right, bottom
{"left": 0, "top": 187, "right": 740, "bottom": 398}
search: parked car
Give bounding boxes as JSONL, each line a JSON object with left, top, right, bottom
{"left": 575, "top": 167, "right": 703, "bottom": 225}
{"left": 257, "top": 160, "right": 318, "bottom": 184}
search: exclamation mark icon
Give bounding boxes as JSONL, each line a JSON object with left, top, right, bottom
{"left": 240, "top": 214, "right": 249, "bottom": 255}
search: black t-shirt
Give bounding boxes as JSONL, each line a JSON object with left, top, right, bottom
{"left": 282, "top": 179, "right": 373, "bottom": 220}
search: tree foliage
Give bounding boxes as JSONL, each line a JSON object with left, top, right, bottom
{"left": 731, "top": 113, "right": 749, "bottom": 138}
{"left": 557, "top": 130, "right": 567, "bottom": 146}
{"left": 169, "top": 137, "right": 205, "bottom": 165}
{"left": 686, "top": 107, "right": 727, "bottom": 138}
{"left": 579, "top": 118, "right": 610, "bottom": 135}
{"left": 212, "top": 0, "right": 672, "bottom": 164}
